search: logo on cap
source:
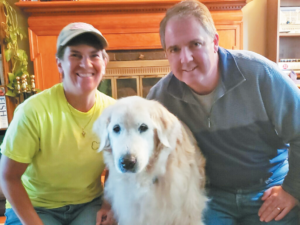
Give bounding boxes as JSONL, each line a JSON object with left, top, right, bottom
{"left": 70, "top": 23, "right": 92, "bottom": 30}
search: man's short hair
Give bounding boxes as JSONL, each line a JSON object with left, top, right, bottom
{"left": 159, "top": 0, "right": 217, "bottom": 49}
{"left": 56, "top": 33, "right": 109, "bottom": 63}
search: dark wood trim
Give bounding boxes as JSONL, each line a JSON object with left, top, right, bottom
{"left": 16, "top": 0, "right": 247, "bottom": 15}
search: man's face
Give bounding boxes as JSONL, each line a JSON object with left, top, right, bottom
{"left": 165, "top": 16, "right": 219, "bottom": 94}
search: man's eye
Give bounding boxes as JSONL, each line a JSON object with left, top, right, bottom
{"left": 138, "top": 124, "right": 148, "bottom": 133}
{"left": 170, "top": 48, "right": 179, "bottom": 53}
{"left": 113, "top": 125, "right": 121, "bottom": 133}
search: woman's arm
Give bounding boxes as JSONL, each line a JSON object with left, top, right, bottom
{"left": 0, "top": 155, "right": 43, "bottom": 225}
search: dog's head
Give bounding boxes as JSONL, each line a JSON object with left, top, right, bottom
{"left": 93, "top": 96, "right": 179, "bottom": 174}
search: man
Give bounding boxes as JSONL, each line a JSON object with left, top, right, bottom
{"left": 147, "top": 0, "right": 300, "bottom": 224}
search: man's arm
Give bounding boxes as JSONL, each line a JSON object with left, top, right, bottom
{"left": 258, "top": 65, "right": 300, "bottom": 221}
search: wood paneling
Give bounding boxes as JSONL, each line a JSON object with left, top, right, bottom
{"left": 16, "top": 0, "right": 247, "bottom": 91}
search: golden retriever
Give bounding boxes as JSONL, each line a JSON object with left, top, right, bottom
{"left": 93, "top": 96, "right": 207, "bottom": 225}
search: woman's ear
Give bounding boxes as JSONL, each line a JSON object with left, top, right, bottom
{"left": 56, "top": 57, "right": 64, "bottom": 74}
{"left": 102, "top": 58, "right": 107, "bottom": 75}
{"left": 104, "top": 57, "right": 108, "bottom": 67}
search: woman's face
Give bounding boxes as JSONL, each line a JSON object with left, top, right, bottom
{"left": 57, "top": 44, "right": 106, "bottom": 96}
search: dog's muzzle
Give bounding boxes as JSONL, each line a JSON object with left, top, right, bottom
{"left": 119, "top": 154, "right": 137, "bottom": 173}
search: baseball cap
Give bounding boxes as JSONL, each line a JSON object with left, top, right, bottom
{"left": 56, "top": 22, "right": 108, "bottom": 52}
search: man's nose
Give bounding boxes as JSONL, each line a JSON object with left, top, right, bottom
{"left": 180, "top": 47, "right": 193, "bottom": 64}
{"left": 80, "top": 57, "right": 93, "bottom": 68}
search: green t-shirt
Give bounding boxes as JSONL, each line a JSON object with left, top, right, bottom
{"left": 1, "top": 83, "right": 115, "bottom": 209}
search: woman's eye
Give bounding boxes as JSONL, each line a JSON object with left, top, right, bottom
{"left": 138, "top": 124, "right": 148, "bottom": 133}
{"left": 71, "top": 54, "right": 81, "bottom": 58}
{"left": 113, "top": 125, "right": 121, "bottom": 133}
{"left": 91, "top": 54, "right": 100, "bottom": 58}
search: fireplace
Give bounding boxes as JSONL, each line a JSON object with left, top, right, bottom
{"left": 99, "top": 49, "right": 168, "bottom": 99}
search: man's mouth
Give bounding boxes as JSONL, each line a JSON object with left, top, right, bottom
{"left": 182, "top": 66, "right": 197, "bottom": 72}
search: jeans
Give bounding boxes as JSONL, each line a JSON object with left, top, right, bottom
{"left": 4, "top": 196, "right": 102, "bottom": 225}
{"left": 203, "top": 184, "right": 299, "bottom": 225}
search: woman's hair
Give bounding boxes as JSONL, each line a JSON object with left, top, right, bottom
{"left": 159, "top": 0, "right": 217, "bottom": 49}
{"left": 56, "top": 33, "right": 109, "bottom": 62}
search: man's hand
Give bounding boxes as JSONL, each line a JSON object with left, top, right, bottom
{"left": 96, "top": 200, "right": 117, "bottom": 225}
{"left": 258, "top": 186, "right": 297, "bottom": 222}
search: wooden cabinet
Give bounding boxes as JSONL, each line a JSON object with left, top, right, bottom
{"left": 15, "top": 0, "right": 247, "bottom": 95}
{"left": 267, "top": 0, "right": 300, "bottom": 85}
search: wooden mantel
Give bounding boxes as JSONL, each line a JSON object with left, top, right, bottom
{"left": 15, "top": 0, "right": 247, "bottom": 90}
{"left": 16, "top": 0, "right": 247, "bottom": 14}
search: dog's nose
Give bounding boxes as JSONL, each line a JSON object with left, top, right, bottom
{"left": 119, "top": 154, "right": 137, "bottom": 172}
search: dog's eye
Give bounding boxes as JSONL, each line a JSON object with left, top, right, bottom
{"left": 113, "top": 125, "right": 121, "bottom": 133}
{"left": 139, "top": 124, "right": 148, "bottom": 133}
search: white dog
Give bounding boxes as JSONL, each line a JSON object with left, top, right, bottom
{"left": 93, "top": 96, "right": 207, "bottom": 225}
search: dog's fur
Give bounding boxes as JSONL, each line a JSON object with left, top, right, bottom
{"left": 93, "top": 96, "right": 207, "bottom": 225}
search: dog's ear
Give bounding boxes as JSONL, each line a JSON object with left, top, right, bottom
{"left": 150, "top": 101, "right": 178, "bottom": 148}
{"left": 93, "top": 108, "right": 112, "bottom": 152}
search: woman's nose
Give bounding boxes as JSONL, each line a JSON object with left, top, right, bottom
{"left": 80, "top": 57, "right": 93, "bottom": 68}
{"left": 180, "top": 48, "right": 193, "bottom": 64}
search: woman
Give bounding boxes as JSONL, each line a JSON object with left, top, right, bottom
{"left": 0, "top": 22, "right": 116, "bottom": 225}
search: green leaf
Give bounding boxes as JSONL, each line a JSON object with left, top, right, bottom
{"left": 19, "top": 28, "right": 27, "bottom": 39}
{"left": 7, "top": 83, "right": 14, "bottom": 90}
{"left": 8, "top": 73, "right": 15, "bottom": 83}
{"left": 23, "top": 52, "right": 28, "bottom": 60}
{"left": 10, "top": 32, "right": 17, "bottom": 42}
{"left": 4, "top": 49, "right": 11, "bottom": 61}
{"left": 6, "top": 90, "right": 17, "bottom": 97}
{"left": 15, "top": 70, "right": 23, "bottom": 77}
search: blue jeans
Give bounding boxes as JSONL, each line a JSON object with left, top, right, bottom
{"left": 203, "top": 184, "right": 299, "bottom": 225}
{"left": 4, "top": 196, "right": 102, "bottom": 225}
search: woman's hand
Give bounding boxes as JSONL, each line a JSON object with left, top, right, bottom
{"left": 0, "top": 156, "right": 44, "bottom": 225}
{"left": 96, "top": 200, "right": 117, "bottom": 225}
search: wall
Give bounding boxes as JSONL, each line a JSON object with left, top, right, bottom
{"left": 242, "top": 0, "right": 268, "bottom": 56}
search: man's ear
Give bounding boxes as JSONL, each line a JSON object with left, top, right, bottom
{"left": 213, "top": 33, "right": 219, "bottom": 53}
